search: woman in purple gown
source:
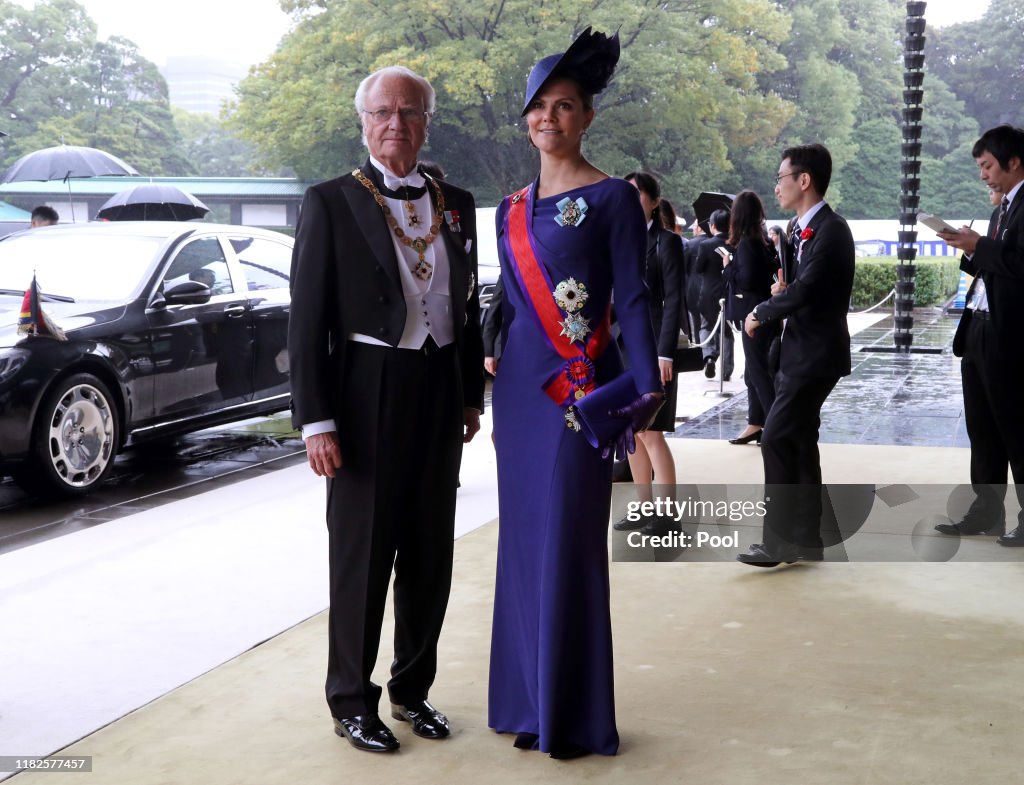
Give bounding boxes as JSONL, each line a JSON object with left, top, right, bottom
{"left": 487, "top": 28, "right": 663, "bottom": 759}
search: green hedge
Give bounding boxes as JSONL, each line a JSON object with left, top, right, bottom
{"left": 851, "top": 256, "right": 961, "bottom": 309}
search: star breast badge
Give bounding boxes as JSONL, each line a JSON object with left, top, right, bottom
{"left": 559, "top": 312, "right": 592, "bottom": 344}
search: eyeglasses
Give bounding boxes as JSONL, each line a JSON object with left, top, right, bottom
{"left": 361, "top": 108, "right": 429, "bottom": 124}
{"left": 775, "top": 171, "right": 801, "bottom": 184}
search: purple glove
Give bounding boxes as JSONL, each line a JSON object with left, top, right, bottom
{"left": 600, "top": 392, "right": 665, "bottom": 460}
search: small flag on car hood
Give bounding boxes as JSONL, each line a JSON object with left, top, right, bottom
{"left": 17, "top": 274, "right": 67, "bottom": 340}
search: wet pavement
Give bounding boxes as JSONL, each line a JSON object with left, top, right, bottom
{"left": 0, "top": 415, "right": 305, "bottom": 555}
{"left": 675, "top": 308, "right": 969, "bottom": 448}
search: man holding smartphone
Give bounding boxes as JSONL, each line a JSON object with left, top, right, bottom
{"left": 936, "top": 124, "right": 1024, "bottom": 546}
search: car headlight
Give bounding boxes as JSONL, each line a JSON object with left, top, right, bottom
{"left": 0, "top": 348, "right": 29, "bottom": 384}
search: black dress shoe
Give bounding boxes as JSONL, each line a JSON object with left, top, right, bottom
{"left": 934, "top": 520, "right": 1003, "bottom": 536}
{"left": 728, "top": 429, "right": 762, "bottom": 445}
{"left": 390, "top": 700, "right": 450, "bottom": 739}
{"left": 736, "top": 543, "right": 797, "bottom": 568}
{"left": 612, "top": 515, "right": 648, "bottom": 531}
{"left": 333, "top": 714, "right": 400, "bottom": 752}
{"left": 704, "top": 358, "right": 716, "bottom": 379}
{"left": 998, "top": 525, "right": 1024, "bottom": 546}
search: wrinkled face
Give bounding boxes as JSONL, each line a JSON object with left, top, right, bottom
{"left": 774, "top": 157, "right": 806, "bottom": 212}
{"left": 360, "top": 74, "right": 430, "bottom": 173}
{"left": 524, "top": 78, "right": 594, "bottom": 155}
{"left": 976, "top": 151, "right": 1021, "bottom": 196}
{"left": 627, "top": 178, "right": 659, "bottom": 222}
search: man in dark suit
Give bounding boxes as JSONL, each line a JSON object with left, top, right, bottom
{"left": 737, "top": 143, "right": 855, "bottom": 566}
{"left": 288, "top": 65, "right": 485, "bottom": 752}
{"left": 683, "top": 220, "right": 706, "bottom": 342}
{"left": 936, "top": 124, "right": 1024, "bottom": 546}
{"left": 693, "top": 209, "right": 734, "bottom": 381}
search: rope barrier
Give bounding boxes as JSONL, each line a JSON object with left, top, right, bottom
{"left": 850, "top": 288, "right": 896, "bottom": 314}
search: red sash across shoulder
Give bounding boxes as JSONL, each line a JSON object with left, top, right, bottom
{"left": 504, "top": 185, "right": 611, "bottom": 406}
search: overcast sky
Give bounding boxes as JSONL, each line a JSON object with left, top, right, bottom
{"left": 70, "top": 0, "right": 989, "bottom": 69}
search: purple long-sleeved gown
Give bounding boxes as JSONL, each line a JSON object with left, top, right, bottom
{"left": 488, "top": 177, "right": 661, "bottom": 755}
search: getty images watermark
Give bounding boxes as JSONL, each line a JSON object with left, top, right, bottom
{"left": 611, "top": 484, "right": 1024, "bottom": 563}
{"left": 620, "top": 497, "right": 765, "bottom": 550}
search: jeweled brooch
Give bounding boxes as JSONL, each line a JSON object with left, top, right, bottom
{"left": 559, "top": 312, "right": 592, "bottom": 344}
{"left": 555, "top": 196, "right": 587, "bottom": 227}
{"left": 553, "top": 277, "right": 588, "bottom": 313}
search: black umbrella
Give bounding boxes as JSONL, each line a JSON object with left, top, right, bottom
{"left": 0, "top": 144, "right": 139, "bottom": 183}
{"left": 691, "top": 191, "right": 735, "bottom": 234}
{"left": 0, "top": 145, "right": 140, "bottom": 223}
{"left": 97, "top": 184, "right": 210, "bottom": 221}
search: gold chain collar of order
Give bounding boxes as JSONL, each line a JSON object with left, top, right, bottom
{"left": 352, "top": 169, "right": 445, "bottom": 281}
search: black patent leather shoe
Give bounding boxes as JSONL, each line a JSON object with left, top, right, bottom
{"left": 934, "top": 520, "right": 1003, "bottom": 536}
{"left": 333, "top": 714, "right": 400, "bottom": 752}
{"left": 728, "top": 429, "right": 762, "bottom": 445}
{"left": 998, "top": 525, "right": 1024, "bottom": 547}
{"left": 736, "top": 542, "right": 797, "bottom": 568}
{"left": 390, "top": 700, "right": 450, "bottom": 739}
{"left": 704, "top": 358, "right": 716, "bottom": 379}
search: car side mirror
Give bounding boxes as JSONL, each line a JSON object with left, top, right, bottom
{"left": 164, "top": 280, "right": 212, "bottom": 305}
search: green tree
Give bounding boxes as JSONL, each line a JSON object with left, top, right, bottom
{"left": 230, "top": 0, "right": 795, "bottom": 206}
{"left": 0, "top": 1, "right": 183, "bottom": 175}
{"left": 836, "top": 116, "right": 900, "bottom": 218}
{"left": 733, "top": 0, "right": 904, "bottom": 211}
{"left": 928, "top": 0, "right": 1024, "bottom": 131}
{"left": 173, "top": 108, "right": 277, "bottom": 177}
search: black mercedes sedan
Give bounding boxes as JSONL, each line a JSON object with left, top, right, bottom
{"left": 0, "top": 222, "right": 293, "bottom": 496}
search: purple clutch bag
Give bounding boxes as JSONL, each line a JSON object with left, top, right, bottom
{"left": 571, "top": 373, "right": 661, "bottom": 449}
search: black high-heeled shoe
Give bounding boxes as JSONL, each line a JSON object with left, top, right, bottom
{"left": 514, "top": 732, "right": 539, "bottom": 750}
{"left": 728, "top": 429, "right": 762, "bottom": 445}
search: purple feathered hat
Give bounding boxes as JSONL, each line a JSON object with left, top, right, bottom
{"left": 521, "top": 27, "right": 621, "bottom": 116}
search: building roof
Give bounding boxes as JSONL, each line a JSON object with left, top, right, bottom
{"left": 0, "top": 177, "right": 312, "bottom": 199}
{"left": 0, "top": 201, "right": 31, "bottom": 220}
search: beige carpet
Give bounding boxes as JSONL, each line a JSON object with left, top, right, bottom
{"left": 16, "top": 441, "right": 1023, "bottom": 785}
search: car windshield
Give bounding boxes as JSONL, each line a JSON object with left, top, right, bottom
{"left": 0, "top": 233, "right": 164, "bottom": 301}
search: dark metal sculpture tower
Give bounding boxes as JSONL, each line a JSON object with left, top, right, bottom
{"left": 896, "top": 1, "right": 927, "bottom": 352}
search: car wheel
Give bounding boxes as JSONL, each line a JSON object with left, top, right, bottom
{"left": 27, "top": 373, "right": 120, "bottom": 496}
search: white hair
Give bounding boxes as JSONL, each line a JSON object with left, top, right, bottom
{"left": 354, "top": 66, "right": 436, "bottom": 115}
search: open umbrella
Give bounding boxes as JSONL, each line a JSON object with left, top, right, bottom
{"left": 691, "top": 191, "right": 735, "bottom": 234}
{"left": 0, "top": 145, "right": 140, "bottom": 222}
{"left": 0, "top": 145, "right": 139, "bottom": 183}
{"left": 97, "top": 184, "right": 210, "bottom": 221}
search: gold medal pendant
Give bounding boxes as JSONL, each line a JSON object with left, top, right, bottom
{"left": 404, "top": 199, "right": 421, "bottom": 228}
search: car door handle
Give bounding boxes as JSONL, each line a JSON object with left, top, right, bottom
{"left": 224, "top": 305, "right": 247, "bottom": 318}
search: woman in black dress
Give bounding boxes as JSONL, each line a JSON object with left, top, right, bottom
{"left": 620, "top": 172, "right": 682, "bottom": 495}
{"left": 722, "top": 190, "right": 779, "bottom": 444}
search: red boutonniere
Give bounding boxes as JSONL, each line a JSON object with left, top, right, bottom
{"left": 800, "top": 227, "right": 815, "bottom": 241}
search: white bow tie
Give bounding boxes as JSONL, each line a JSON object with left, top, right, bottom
{"left": 378, "top": 164, "right": 426, "bottom": 192}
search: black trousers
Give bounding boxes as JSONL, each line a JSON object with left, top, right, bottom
{"left": 325, "top": 341, "right": 463, "bottom": 719}
{"left": 760, "top": 371, "right": 839, "bottom": 552}
{"left": 741, "top": 322, "right": 779, "bottom": 426}
{"left": 961, "top": 317, "right": 1024, "bottom": 530}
